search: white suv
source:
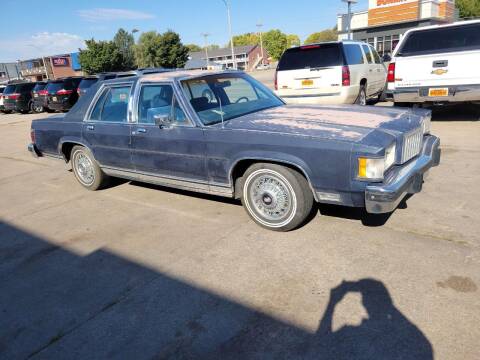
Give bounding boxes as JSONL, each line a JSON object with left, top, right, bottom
{"left": 275, "top": 41, "right": 387, "bottom": 105}
{"left": 387, "top": 20, "right": 480, "bottom": 106}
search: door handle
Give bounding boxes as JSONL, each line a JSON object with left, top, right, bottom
{"left": 137, "top": 128, "right": 147, "bottom": 133}
{"left": 86, "top": 125, "right": 94, "bottom": 131}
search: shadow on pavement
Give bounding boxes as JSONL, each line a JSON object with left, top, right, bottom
{"left": 0, "top": 221, "right": 433, "bottom": 359}
{"left": 430, "top": 104, "right": 479, "bottom": 122}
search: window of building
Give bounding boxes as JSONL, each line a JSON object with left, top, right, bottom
{"left": 377, "top": 36, "right": 384, "bottom": 56}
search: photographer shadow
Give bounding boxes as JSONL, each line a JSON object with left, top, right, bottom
{"left": 310, "top": 278, "right": 433, "bottom": 359}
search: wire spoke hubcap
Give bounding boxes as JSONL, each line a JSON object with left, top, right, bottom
{"left": 249, "top": 174, "right": 292, "bottom": 222}
{"left": 75, "top": 152, "right": 95, "bottom": 185}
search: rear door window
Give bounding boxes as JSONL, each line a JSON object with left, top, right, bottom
{"left": 89, "top": 85, "right": 131, "bottom": 123}
{"left": 278, "top": 44, "right": 343, "bottom": 70}
{"left": 371, "top": 46, "right": 383, "bottom": 64}
{"left": 33, "top": 83, "right": 46, "bottom": 92}
{"left": 398, "top": 23, "right": 480, "bottom": 56}
{"left": 46, "top": 81, "right": 65, "bottom": 94}
{"left": 343, "top": 44, "right": 365, "bottom": 65}
{"left": 362, "top": 45, "right": 373, "bottom": 64}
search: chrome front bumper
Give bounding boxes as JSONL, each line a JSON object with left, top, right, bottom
{"left": 365, "top": 135, "right": 441, "bottom": 214}
{"left": 388, "top": 84, "right": 480, "bottom": 103}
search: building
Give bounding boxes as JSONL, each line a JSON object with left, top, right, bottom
{"left": 337, "top": 0, "right": 458, "bottom": 57}
{"left": 0, "top": 63, "right": 22, "bottom": 84}
{"left": 188, "top": 45, "right": 268, "bottom": 72}
{"left": 18, "top": 52, "right": 83, "bottom": 82}
{"left": 184, "top": 58, "right": 223, "bottom": 71}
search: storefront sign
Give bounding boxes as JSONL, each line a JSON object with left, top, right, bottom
{"left": 52, "top": 57, "right": 69, "bottom": 67}
{"left": 375, "top": 0, "right": 417, "bottom": 8}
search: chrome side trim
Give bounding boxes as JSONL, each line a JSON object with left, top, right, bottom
{"left": 102, "top": 166, "right": 233, "bottom": 198}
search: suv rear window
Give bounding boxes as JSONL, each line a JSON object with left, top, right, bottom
{"left": 79, "top": 78, "right": 98, "bottom": 89}
{"left": 278, "top": 44, "right": 343, "bottom": 71}
{"left": 46, "top": 81, "right": 65, "bottom": 94}
{"left": 398, "top": 23, "right": 480, "bottom": 56}
{"left": 16, "top": 83, "right": 35, "bottom": 92}
{"left": 3, "top": 85, "right": 16, "bottom": 95}
{"left": 33, "top": 83, "right": 46, "bottom": 92}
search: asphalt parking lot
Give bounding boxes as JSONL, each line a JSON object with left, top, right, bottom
{"left": 1, "top": 102, "right": 479, "bottom": 358}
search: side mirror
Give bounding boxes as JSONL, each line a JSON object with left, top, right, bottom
{"left": 153, "top": 114, "right": 173, "bottom": 128}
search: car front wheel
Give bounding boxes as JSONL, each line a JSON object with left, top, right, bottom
{"left": 241, "top": 163, "right": 314, "bottom": 231}
{"left": 71, "top": 146, "right": 109, "bottom": 190}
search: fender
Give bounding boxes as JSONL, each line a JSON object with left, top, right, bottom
{"left": 57, "top": 137, "right": 92, "bottom": 162}
{"left": 227, "top": 150, "right": 318, "bottom": 201}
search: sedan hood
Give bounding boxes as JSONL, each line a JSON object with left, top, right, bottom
{"left": 223, "top": 105, "right": 423, "bottom": 142}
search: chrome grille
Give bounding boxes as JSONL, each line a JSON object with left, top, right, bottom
{"left": 402, "top": 128, "right": 423, "bottom": 163}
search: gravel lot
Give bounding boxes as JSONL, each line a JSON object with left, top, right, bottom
{"left": 0, "top": 101, "right": 479, "bottom": 358}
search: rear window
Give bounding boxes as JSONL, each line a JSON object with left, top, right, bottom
{"left": 46, "top": 81, "right": 66, "bottom": 93}
{"left": 16, "top": 83, "right": 35, "bottom": 92}
{"left": 79, "top": 78, "right": 98, "bottom": 89}
{"left": 33, "top": 83, "right": 46, "bottom": 92}
{"left": 3, "top": 85, "right": 16, "bottom": 95}
{"left": 343, "top": 44, "right": 364, "bottom": 65}
{"left": 398, "top": 23, "right": 480, "bottom": 56}
{"left": 278, "top": 44, "right": 343, "bottom": 71}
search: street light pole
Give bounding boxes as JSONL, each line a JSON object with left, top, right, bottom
{"left": 221, "top": 0, "right": 236, "bottom": 70}
{"left": 342, "top": 0, "right": 357, "bottom": 40}
{"left": 256, "top": 22, "right": 265, "bottom": 65}
{"left": 201, "top": 33, "right": 210, "bottom": 69}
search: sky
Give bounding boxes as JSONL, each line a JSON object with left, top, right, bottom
{"left": 0, "top": 0, "right": 369, "bottom": 62}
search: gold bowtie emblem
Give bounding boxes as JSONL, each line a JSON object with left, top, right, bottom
{"left": 431, "top": 69, "right": 448, "bottom": 75}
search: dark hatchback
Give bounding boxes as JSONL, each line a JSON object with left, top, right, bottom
{"left": 3, "top": 82, "right": 37, "bottom": 114}
{"left": 31, "top": 82, "right": 48, "bottom": 113}
{"left": 46, "top": 77, "right": 83, "bottom": 112}
{"left": 77, "top": 73, "right": 117, "bottom": 97}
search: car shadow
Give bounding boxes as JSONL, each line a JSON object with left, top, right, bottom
{"left": 0, "top": 221, "right": 433, "bottom": 359}
{"left": 430, "top": 104, "right": 479, "bottom": 122}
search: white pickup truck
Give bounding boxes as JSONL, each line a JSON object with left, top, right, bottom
{"left": 386, "top": 20, "right": 480, "bottom": 106}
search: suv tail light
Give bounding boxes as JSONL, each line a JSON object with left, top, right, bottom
{"left": 274, "top": 70, "right": 278, "bottom": 91}
{"left": 30, "top": 129, "right": 36, "bottom": 143}
{"left": 387, "top": 62, "right": 396, "bottom": 83}
{"left": 38, "top": 90, "right": 48, "bottom": 96}
{"left": 56, "top": 89, "right": 73, "bottom": 95}
{"left": 8, "top": 93, "right": 21, "bottom": 100}
{"left": 342, "top": 66, "right": 350, "bottom": 86}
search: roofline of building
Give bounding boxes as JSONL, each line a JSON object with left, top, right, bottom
{"left": 337, "top": 16, "right": 452, "bottom": 33}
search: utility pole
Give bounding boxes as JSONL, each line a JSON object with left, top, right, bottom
{"left": 221, "top": 0, "right": 236, "bottom": 70}
{"left": 201, "top": 33, "right": 210, "bottom": 69}
{"left": 256, "top": 22, "right": 265, "bottom": 65}
{"left": 342, "top": 0, "right": 357, "bottom": 40}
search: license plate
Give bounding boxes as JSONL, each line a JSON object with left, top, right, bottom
{"left": 301, "top": 79, "right": 314, "bottom": 87}
{"left": 34, "top": 94, "right": 38, "bottom": 97}
{"left": 52, "top": 97, "right": 57, "bottom": 102}
{"left": 428, "top": 88, "right": 448, "bottom": 97}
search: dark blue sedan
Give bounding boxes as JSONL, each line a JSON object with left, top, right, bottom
{"left": 28, "top": 70, "right": 440, "bottom": 231}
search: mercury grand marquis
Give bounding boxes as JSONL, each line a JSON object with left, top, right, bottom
{"left": 28, "top": 70, "right": 441, "bottom": 231}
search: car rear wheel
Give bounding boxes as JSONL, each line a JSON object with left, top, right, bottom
{"left": 71, "top": 146, "right": 109, "bottom": 191}
{"left": 355, "top": 85, "right": 367, "bottom": 106}
{"left": 33, "top": 103, "right": 44, "bottom": 113}
{"left": 241, "top": 163, "right": 314, "bottom": 231}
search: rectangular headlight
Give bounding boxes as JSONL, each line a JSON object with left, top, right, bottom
{"left": 358, "top": 157, "right": 384, "bottom": 180}
{"left": 385, "top": 143, "right": 396, "bottom": 170}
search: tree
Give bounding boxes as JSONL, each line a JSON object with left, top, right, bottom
{"left": 186, "top": 44, "right": 202, "bottom": 52}
{"left": 263, "top": 29, "right": 288, "bottom": 60}
{"left": 113, "top": 28, "right": 135, "bottom": 70}
{"left": 134, "top": 30, "right": 189, "bottom": 68}
{"left": 78, "top": 39, "right": 125, "bottom": 74}
{"left": 286, "top": 34, "right": 301, "bottom": 48}
{"left": 456, "top": 0, "right": 480, "bottom": 18}
{"left": 232, "top": 33, "right": 259, "bottom": 46}
{"left": 304, "top": 28, "right": 338, "bottom": 45}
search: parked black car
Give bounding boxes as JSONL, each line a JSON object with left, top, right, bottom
{"left": 46, "top": 77, "right": 83, "bottom": 112}
{"left": 31, "top": 82, "right": 48, "bottom": 113}
{"left": 77, "top": 73, "right": 117, "bottom": 97}
{"left": 2, "top": 82, "right": 37, "bottom": 114}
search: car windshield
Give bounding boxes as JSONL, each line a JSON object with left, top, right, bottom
{"left": 79, "top": 78, "right": 98, "bottom": 89}
{"left": 278, "top": 44, "right": 343, "bottom": 70}
{"left": 181, "top": 73, "right": 283, "bottom": 126}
